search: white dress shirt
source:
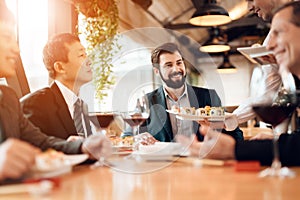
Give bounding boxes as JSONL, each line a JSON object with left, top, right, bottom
{"left": 164, "top": 84, "right": 194, "bottom": 138}
{"left": 55, "top": 80, "right": 95, "bottom": 136}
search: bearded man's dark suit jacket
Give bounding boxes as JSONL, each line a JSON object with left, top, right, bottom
{"left": 140, "top": 84, "right": 244, "bottom": 142}
{"left": 20, "top": 82, "right": 78, "bottom": 140}
{"left": 0, "top": 85, "right": 82, "bottom": 153}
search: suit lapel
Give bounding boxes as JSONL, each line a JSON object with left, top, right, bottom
{"left": 187, "top": 85, "right": 200, "bottom": 135}
{"left": 50, "top": 83, "right": 77, "bottom": 134}
{"left": 153, "top": 87, "right": 173, "bottom": 140}
{"left": 187, "top": 85, "right": 200, "bottom": 108}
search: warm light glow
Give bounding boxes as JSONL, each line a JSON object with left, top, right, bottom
{"left": 5, "top": 0, "right": 49, "bottom": 92}
{"left": 199, "top": 44, "right": 230, "bottom": 53}
{"left": 217, "top": 68, "right": 237, "bottom": 74}
{"left": 189, "top": 15, "right": 232, "bottom": 26}
{"left": 5, "top": 0, "right": 17, "bottom": 14}
{"left": 228, "top": 2, "right": 248, "bottom": 20}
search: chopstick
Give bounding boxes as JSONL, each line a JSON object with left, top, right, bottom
{"left": 0, "top": 182, "right": 48, "bottom": 195}
{"left": 0, "top": 177, "right": 59, "bottom": 195}
{"left": 177, "top": 157, "right": 227, "bottom": 166}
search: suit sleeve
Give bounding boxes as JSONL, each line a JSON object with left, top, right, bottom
{"left": 20, "top": 115, "right": 83, "bottom": 154}
{"left": 208, "top": 89, "right": 222, "bottom": 106}
{"left": 20, "top": 92, "right": 51, "bottom": 134}
{"left": 235, "top": 132, "right": 300, "bottom": 166}
{"left": 5, "top": 87, "right": 83, "bottom": 154}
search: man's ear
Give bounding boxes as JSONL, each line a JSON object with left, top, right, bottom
{"left": 53, "top": 62, "right": 65, "bottom": 74}
{"left": 153, "top": 67, "right": 159, "bottom": 75}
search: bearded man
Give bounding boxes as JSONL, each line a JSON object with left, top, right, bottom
{"left": 141, "top": 42, "right": 243, "bottom": 142}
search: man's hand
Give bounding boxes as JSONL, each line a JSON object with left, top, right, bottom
{"left": 197, "top": 113, "right": 239, "bottom": 131}
{"left": 177, "top": 126, "right": 236, "bottom": 160}
{"left": 176, "top": 134, "right": 200, "bottom": 157}
{"left": 0, "top": 139, "right": 40, "bottom": 181}
{"left": 81, "top": 134, "right": 112, "bottom": 160}
{"left": 135, "top": 132, "right": 157, "bottom": 145}
{"left": 67, "top": 135, "right": 84, "bottom": 142}
{"left": 199, "top": 125, "right": 236, "bottom": 159}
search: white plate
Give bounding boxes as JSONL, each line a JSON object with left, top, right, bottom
{"left": 30, "top": 154, "right": 88, "bottom": 178}
{"left": 132, "top": 142, "right": 188, "bottom": 161}
{"left": 176, "top": 114, "right": 227, "bottom": 121}
{"left": 166, "top": 109, "right": 179, "bottom": 115}
{"left": 166, "top": 109, "right": 233, "bottom": 122}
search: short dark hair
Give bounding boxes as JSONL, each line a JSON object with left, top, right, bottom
{"left": 0, "top": 0, "right": 15, "bottom": 24}
{"left": 273, "top": 1, "right": 300, "bottom": 27}
{"left": 151, "top": 42, "right": 182, "bottom": 68}
{"left": 43, "top": 33, "right": 81, "bottom": 79}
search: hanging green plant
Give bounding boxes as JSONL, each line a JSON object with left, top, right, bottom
{"left": 70, "top": 0, "right": 120, "bottom": 100}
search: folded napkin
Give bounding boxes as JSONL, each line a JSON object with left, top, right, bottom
{"left": 138, "top": 142, "right": 183, "bottom": 155}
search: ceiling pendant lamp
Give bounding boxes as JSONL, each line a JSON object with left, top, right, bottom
{"left": 189, "top": 0, "right": 232, "bottom": 26}
{"left": 217, "top": 53, "right": 237, "bottom": 74}
{"left": 199, "top": 27, "right": 230, "bottom": 53}
{"left": 199, "top": 36, "right": 230, "bottom": 53}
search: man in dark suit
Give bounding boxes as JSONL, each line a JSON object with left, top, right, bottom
{"left": 179, "top": 1, "right": 300, "bottom": 167}
{"left": 21, "top": 33, "right": 94, "bottom": 140}
{"left": 0, "top": 1, "right": 111, "bottom": 181}
{"left": 140, "top": 42, "right": 243, "bottom": 142}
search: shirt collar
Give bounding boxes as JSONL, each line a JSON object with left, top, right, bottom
{"left": 55, "top": 80, "right": 79, "bottom": 106}
{"left": 163, "top": 83, "right": 188, "bottom": 101}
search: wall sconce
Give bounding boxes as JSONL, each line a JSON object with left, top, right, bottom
{"left": 189, "top": 1, "right": 232, "bottom": 26}
{"left": 217, "top": 52, "right": 237, "bottom": 74}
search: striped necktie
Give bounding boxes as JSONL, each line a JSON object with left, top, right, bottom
{"left": 73, "top": 99, "right": 92, "bottom": 137}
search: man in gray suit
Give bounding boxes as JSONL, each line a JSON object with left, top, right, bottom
{"left": 0, "top": 1, "right": 111, "bottom": 181}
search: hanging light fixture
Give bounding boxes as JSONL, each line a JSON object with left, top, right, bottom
{"left": 189, "top": 0, "right": 232, "bottom": 26}
{"left": 217, "top": 52, "right": 237, "bottom": 74}
{"left": 199, "top": 27, "right": 230, "bottom": 53}
{"left": 199, "top": 36, "right": 230, "bottom": 53}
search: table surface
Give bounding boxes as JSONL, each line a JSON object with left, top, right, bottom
{"left": 2, "top": 155, "right": 300, "bottom": 200}
{"left": 241, "top": 127, "right": 273, "bottom": 140}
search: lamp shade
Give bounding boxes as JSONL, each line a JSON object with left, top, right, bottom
{"left": 199, "top": 35, "right": 230, "bottom": 53}
{"left": 217, "top": 53, "right": 237, "bottom": 74}
{"left": 189, "top": 4, "right": 232, "bottom": 26}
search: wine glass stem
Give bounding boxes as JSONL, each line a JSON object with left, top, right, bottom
{"left": 137, "top": 125, "right": 140, "bottom": 135}
{"left": 132, "top": 125, "right": 139, "bottom": 151}
{"left": 271, "top": 128, "right": 282, "bottom": 172}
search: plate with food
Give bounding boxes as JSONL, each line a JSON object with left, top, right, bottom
{"left": 166, "top": 109, "right": 179, "bottom": 115}
{"left": 110, "top": 136, "right": 134, "bottom": 155}
{"left": 167, "top": 106, "right": 232, "bottom": 122}
{"left": 112, "top": 145, "right": 133, "bottom": 155}
{"left": 30, "top": 149, "right": 88, "bottom": 178}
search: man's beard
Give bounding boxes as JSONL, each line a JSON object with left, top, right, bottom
{"left": 159, "top": 70, "right": 186, "bottom": 89}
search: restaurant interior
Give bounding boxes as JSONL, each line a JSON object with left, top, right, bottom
{"left": 1, "top": 0, "right": 300, "bottom": 199}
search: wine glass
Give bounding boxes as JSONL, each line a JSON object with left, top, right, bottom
{"left": 119, "top": 91, "right": 150, "bottom": 151}
{"left": 89, "top": 112, "right": 115, "bottom": 135}
{"left": 252, "top": 71, "right": 297, "bottom": 178}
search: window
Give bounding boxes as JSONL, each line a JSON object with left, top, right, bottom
{"left": 6, "top": 0, "right": 49, "bottom": 92}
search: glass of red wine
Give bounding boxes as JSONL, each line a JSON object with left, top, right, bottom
{"left": 89, "top": 112, "right": 115, "bottom": 135}
{"left": 252, "top": 72, "right": 297, "bottom": 178}
{"left": 119, "top": 91, "right": 150, "bottom": 151}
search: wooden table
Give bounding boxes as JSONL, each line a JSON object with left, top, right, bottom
{"left": 2, "top": 156, "right": 300, "bottom": 200}
{"left": 241, "top": 127, "right": 273, "bottom": 140}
